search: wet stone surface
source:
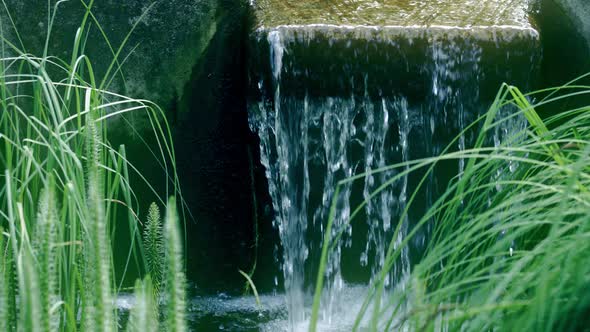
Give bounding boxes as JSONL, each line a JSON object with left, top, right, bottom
{"left": 253, "top": 0, "right": 533, "bottom": 29}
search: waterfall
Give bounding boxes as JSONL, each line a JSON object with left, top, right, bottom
{"left": 248, "top": 24, "right": 539, "bottom": 330}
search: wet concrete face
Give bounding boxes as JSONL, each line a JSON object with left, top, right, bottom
{"left": 532, "top": 0, "right": 590, "bottom": 118}
{"left": 536, "top": 0, "right": 590, "bottom": 82}
{"left": 175, "top": 2, "right": 280, "bottom": 293}
{"left": 552, "top": 0, "right": 590, "bottom": 49}
{"left": 0, "top": 0, "right": 218, "bottom": 114}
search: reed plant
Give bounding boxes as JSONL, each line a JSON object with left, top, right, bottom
{"left": 0, "top": 1, "right": 186, "bottom": 331}
{"left": 310, "top": 75, "right": 590, "bottom": 331}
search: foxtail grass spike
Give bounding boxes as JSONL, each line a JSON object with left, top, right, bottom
{"left": 127, "top": 276, "right": 159, "bottom": 332}
{"left": 164, "top": 197, "right": 186, "bottom": 332}
{"left": 18, "top": 246, "right": 43, "bottom": 332}
{"left": 144, "top": 202, "right": 164, "bottom": 294}
{"left": 83, "top": 102, "right": 115, "bottom": 332}
{"left": 2, "top": 233, "right": 17, "bottom": 332}
{"left": 0, "top": 228, "right": 7, "bottom": 332}
{"left": 33, "top": 175, "right": 60, "bottom": 332}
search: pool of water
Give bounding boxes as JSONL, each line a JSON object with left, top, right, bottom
{"left": 118, "top": 284, "right": 390, "bottom": 331}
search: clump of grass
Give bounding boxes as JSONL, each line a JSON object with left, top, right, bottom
{"left": 0, "top": 1, "right": 186, "bottom": 331}
{"left": 131, "top": 198, "right": 187, "bottom": 332}
{"left": 311, "top": 75, "right": 590, "bottom": 331}
{"left": 397, "top": 82, "right": 590, "bottom": 331}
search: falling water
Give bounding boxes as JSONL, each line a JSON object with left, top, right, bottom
{"left": 248, "top": 25, "right": 539, "bottom": 330}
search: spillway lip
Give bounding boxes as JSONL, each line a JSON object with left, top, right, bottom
{"left": 251, "top": 0, "right": 536, "bottom": 32}
{"left": 254, "top": 23, "right": 540, "bottom": 42}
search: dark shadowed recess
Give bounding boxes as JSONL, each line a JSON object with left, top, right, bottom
{"left": 533, "top": 0, "right": 590, "bottom": 118}
{"left": 174, "top": 1, "right": 280, "bottom": 294}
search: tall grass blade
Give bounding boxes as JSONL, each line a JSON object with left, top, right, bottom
{"left": 238, "top": 269, "right": 262, "bottom": 310}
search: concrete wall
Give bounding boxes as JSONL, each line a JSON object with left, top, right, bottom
{"left": 1, "top": 0, "right": 219, "bottom": 115}
{"left": 554, "top": 0, "right": 590, "bottom": 49}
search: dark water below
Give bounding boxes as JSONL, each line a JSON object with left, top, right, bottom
{"left": 118, "top": 284, "right": 380, "bottom": 331}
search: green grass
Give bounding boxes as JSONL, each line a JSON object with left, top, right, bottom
{"left": 0, "top": 1, "right": 187, "bottom": 331}
{"left": 310, "top": 75, "right": 590, "bottom": 331}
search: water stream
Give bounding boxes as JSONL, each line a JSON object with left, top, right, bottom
{"left": 248, "top": 25, "right": 538, "bottom": 330}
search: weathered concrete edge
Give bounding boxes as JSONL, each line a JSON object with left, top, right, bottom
{"left": 255, "top": 24, "right": 540, "bottom": 41}
{"left": 553, "top": 0, "right": 590, "bottom": 49}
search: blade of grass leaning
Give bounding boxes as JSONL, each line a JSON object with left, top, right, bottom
{"left": 239, "top": 269, "right": 262, "bottom": 310}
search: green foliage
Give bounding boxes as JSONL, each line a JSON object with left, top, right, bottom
{"left": 0, "top": 228, "right": 5, "bottom": 332}
{"left": 134, "top": 199, "right": 187, "bottom": 332}
{"left": 311, "top": 76, "right": 590, "bottom": 331}
{"left": 0, "top": 2, "right": 185, "bottom": 331}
